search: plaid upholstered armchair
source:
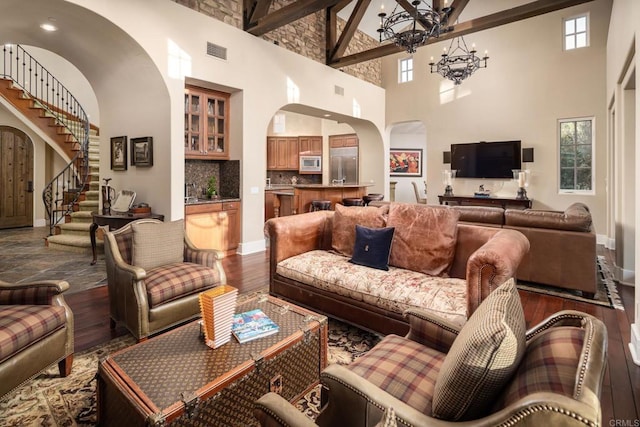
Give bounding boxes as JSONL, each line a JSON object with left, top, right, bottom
{"left": 255, "top": 280, "right": 608, "bottom": 427}
{"left": 0, "top": 280, "right": 74, "bottom": 398}
{"left": 104, "top": 218, "right": 226, "bottom": 341}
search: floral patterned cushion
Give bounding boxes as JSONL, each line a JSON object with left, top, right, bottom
{"left": 277, "top": 250, "right": 467, "bottom": 325}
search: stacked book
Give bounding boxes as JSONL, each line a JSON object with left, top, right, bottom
{"left": 199, "top": 285, "right": 238, "bottom": 349}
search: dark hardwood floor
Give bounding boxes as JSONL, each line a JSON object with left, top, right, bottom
{"left": 65, "top": 248, "right": 639, "bottom": 423}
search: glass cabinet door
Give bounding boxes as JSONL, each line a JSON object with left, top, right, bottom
{"left": 185, "top": 86, "right": 229, "bottom": 159}
{"left": 185, "top": 92, "right": 202, "bottom": 154}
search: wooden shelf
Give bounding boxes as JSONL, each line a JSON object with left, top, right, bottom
{"left": 438, "top": 195, "right": 532, "bottom": 209}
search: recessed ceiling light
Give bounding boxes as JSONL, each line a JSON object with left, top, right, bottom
{"left": 40, "top": 23, "right": 57, "bottom": 32}
{"left": 323, "top": 114, "right": 331, "bottom": 117}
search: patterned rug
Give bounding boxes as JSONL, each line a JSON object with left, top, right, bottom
{"left": 516, "top": 255, "right": 624, "bottom": 310}
{"left": 0, "top": 319, "right": 380, "bottom": 426}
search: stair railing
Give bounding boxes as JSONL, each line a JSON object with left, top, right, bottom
{"left": 1, "top": 44, "right": 90, "bottom": 235}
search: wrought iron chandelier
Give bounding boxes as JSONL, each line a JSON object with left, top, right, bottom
{"left": 429, "top": 36, "right": 489, "bottom": 85}
{"left": 378, "top": 0, "right": 452, "bottom": 54}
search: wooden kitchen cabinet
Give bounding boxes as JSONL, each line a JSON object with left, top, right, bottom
{"left": 185, "top": 201, "right": 240, "bottom": 255}
{"left": 185, "top": 85, "right": 229, "bottom": 160}
{"left": 329, "top": 133, "right": 358, "bottom": 148}
{"left": 298, "top": 136, "right": 322, "bottom": 154}
{"left": 266, "top": 137, "right": 299, "bottom": 170}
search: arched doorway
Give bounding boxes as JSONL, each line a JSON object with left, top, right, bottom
{"left": 0, "top": 126, "right": 34, "bottom": 228}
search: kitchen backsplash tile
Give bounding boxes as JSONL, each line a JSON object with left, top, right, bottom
{"left": 185, "top": 160, "right": 240, "bottom": 199}
{"left": 267, "top": 171, "right": 321, "bottom": 185}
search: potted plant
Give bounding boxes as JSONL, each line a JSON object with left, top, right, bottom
{"left": 206, "top": 176, "right": 218, "bottom": 199}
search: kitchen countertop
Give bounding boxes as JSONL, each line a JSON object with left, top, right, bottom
{"left": 292, "top": 184, "right": 373, "bottom": 189}
{"left": 265, "top": 185, "right": 294, "bottom": 190}
{"left": 184, "top": 197, "right": 240, "bottom": 206}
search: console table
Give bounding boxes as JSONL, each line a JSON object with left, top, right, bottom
{"left": 438, "top": 195, "right": 532, "bottom": 209}
{"left": 90, "top": 212, "right": 164, "bottom": 265}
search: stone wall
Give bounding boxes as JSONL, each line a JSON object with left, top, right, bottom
{"left": 171, "top": 0, "right": 381, "bottom": 86}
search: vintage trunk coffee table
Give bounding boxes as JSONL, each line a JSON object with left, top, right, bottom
{"left": 97, "top": 294, "right": 328, "bottom": 426}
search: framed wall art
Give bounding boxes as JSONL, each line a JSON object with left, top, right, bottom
{"left": 131, "top": 136, "right": 153, "bottom": 167}
{"left": 110, "top": 136, "right": 127, "bottom": 171}
{"left": 390, "top": 148, "right": 423, "bottom": 177}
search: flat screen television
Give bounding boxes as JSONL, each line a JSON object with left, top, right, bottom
{"left": 451, "top": 141, "right": 522, "bottom": 179}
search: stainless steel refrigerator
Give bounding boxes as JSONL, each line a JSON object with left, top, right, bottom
{"left": 330, "top": 146, "right": 359, "bottom": 184}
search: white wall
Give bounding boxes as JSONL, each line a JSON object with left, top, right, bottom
{"left": 606, "top": 0, "right": 639, "bottom": 364}
{"left": 382, "top": 0, "right": 611, "bottom": 238}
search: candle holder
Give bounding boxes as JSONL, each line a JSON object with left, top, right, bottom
{"left": 516, "top": 186, "right": 528, "bottom": 200}
{"left": 442, "top": 170, "right": 456, "bottom": 196}
{"left": 512, "top": 169, "right": 530, "bottom": 200}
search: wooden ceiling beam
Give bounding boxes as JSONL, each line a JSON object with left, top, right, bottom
{"left": 328, "top": 0, "right": 594, "bottom": 68}
{"left": 246, "top": 0, "right": 341, "bottom": 36}
{"left": 246, "top": 0, "right": 274, "bottom": 27}
{"left": 446, "top": 0, "right": 471, "bottom": 25}
{"left": 329, "top": 0, "right": 371, "bottom": 61}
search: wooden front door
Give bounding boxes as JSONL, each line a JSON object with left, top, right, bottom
{"left": 0, "top": 126, "right": 34, "bottom": 229}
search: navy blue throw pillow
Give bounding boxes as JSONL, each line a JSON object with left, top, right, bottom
{"left": 349, "top": 225, "right": 395, "bottom": 271}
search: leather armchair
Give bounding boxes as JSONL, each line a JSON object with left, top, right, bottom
{"left": 0, "top": 280, "right": 74, "bottom": 398}
{"left": 255, "top": 306, "right": 607, "bottom": 427}
{"left": 104, "top": 218, "right": 226, "bottom": 341}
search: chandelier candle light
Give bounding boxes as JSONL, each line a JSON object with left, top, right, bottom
{"left": 429, "top": 37, "right": 489, "bottom": 84}
{"left": 378, "top": 0, "right": 452, "bottom": 54}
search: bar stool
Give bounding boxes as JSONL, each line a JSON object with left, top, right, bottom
{"left": 310, "top": 200, "right": 332, "bottom": 212}
{"left": 342, "top": 198, "right": 364, "bottom": 207}
{"left": 362, "top": 193, "right": 384, "bottom": 206}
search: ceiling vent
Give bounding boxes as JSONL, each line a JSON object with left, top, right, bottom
{"left": 207, "top": 42, "right": 227, "bottom": 60}
{"left": 334, "top": 85, "right": 344, "bottom": 96}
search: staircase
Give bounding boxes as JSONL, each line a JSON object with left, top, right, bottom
{"left": 46, "top": 135, "right": 101, "bottom": 255}
{"left": 1, "top": 44, "right": 97, "bottom": 253}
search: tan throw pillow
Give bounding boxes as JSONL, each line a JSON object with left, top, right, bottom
{"left": 386, "top": 203, "right": 459, "bottom": 276}
{"left": 432, "top": 279, "right": 526, "bottom": 421}
{"left": 132, "top": 219, "right": 184, "bottom": 270}
{"left": 332, "top": 203, "right": 388, "bottom": 257}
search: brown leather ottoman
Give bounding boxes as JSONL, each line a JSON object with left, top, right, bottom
{"left": 97, "top": 295, "right": 328, "bottom": 426}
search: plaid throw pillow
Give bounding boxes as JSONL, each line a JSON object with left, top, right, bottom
{"left": 432, "top": 279, "right": 525, "bottom": 421}
{"left": 132, "top": 219, "right": 184, "bottom": 270}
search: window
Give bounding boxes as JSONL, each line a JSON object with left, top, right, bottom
{"left": 399, "top": 57, "right": 413, "bottom": 83}
{"left": 564, "top": 14, "right": 589, "bottom": 50}
{"left": 559, "top": 117, "right": 594, "bottom": 193}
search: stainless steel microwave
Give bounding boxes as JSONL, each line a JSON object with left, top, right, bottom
{"left": 299, "top": 155, "right": 322, "bottom": 173}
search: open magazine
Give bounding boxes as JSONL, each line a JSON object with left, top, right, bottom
{"left": 231, "top": 309, "right": 279, "bottom": 343}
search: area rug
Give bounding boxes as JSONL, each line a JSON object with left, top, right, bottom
{"left": 0, "top": 319, "right": 380, "bottom": 426}
{"left": 516, "top": 255, "right": 624, "bottom": 310}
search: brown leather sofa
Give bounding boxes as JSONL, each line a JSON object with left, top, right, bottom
{"left": 0, "top": 280, "right": 74, "bottom": 398}
{"left": 264, "top": 203, "right": 529, "bottom": 336}
{"left": 449, "top": 203, "right": 597, "bottom": 298}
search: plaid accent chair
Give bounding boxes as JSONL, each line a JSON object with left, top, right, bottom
{"left": 0, "top": 280, "right": 74, "bottom": 398}
{"left": 104, "top": 218, "right": 226, "bottom": 341}
{"left": 255, "top": 280, "right": 607, "bottom": 427}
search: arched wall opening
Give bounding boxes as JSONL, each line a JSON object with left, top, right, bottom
{"left": 389, "top": 121, "right": 427, "bottom": 203}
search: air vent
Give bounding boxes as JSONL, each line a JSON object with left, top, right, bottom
{"left": 334, "top": 85, "right": 344, "bottom": 96}
{"left": 207, "top": 42, "right": 227, "bottom": 60}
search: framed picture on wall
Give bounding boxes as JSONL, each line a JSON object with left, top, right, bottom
{"left": 131, "top": 137, "right": 153, "bottom": 167}
{"left": 110, "top": 136, "right": 127, "bottom": 171}
{"left": 390, "top": 148, "right": 423, "bottom": 177}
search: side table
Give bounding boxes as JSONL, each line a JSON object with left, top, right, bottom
{"left": 90, "top": 212, "right": 164, "bottom": 265}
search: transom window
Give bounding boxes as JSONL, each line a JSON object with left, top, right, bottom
{"left": 559, "top": 117, "right": 594, "bottom": 193}
{"left": 399, "top": 57, "right": 413, "bottom": 83}
{"left": 564, "top": 14, "right": 589, "bottom": 50}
